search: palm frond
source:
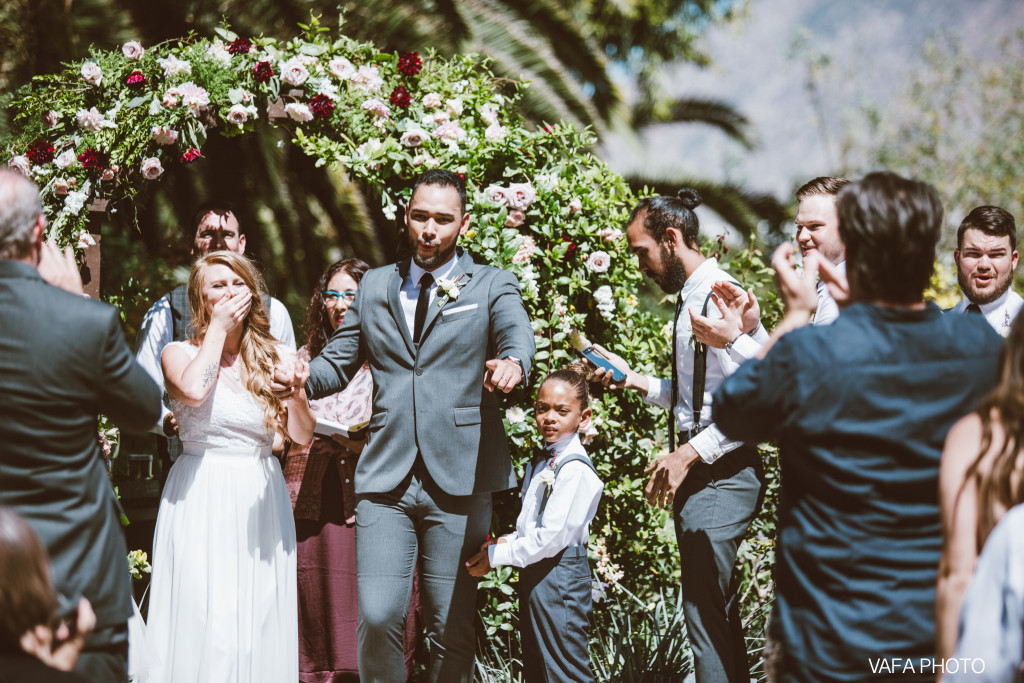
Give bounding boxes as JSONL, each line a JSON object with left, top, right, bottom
{"left": 634, "top": 97, "right": 755, "bottom": 149}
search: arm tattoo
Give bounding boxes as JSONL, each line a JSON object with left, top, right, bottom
{"left": 201, "top": 362, "right": 218, "bottom": 388}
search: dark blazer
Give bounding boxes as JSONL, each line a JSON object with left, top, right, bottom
{"left": 0, "top": 260, "right": 161, "bottom": 634}
{"left": 307, "top": 249, "right": 535, "bottom": 496}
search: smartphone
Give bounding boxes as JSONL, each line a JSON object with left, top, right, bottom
{"left": 568, "top": 330, "right": 626, "bottom": 382}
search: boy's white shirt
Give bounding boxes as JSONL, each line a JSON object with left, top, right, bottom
{"left": 488, "top": 432, "right": 604, "bottom": 569}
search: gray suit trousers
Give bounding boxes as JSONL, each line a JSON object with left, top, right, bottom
{"left": 674, "top": 446, "right": 763, "bottom": 683}
{"left": 355, "top": 462, "right": 491, "bottom": 683}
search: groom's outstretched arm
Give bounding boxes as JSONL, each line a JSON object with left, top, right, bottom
{"left": 306, "top": 286, "right": 366, "bottom": 400}
{"left": 489, "top": 269, "right": 535, "bottom": 384}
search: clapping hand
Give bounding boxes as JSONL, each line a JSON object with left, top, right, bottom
{"left": 690, "top": 281, "right": 760, "bottom": 349}
{"left": 483, "top": 358, "right": 522, "bottom": 393}
{"left": 37, "top": 240, "right": 85, "bottom": 296}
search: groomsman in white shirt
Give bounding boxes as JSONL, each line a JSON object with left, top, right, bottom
{"left": 950, "top": 205, "right": 1021, "bottom": 336}
{"left": 690, "top": 177, "right": 850, "bottom": 361}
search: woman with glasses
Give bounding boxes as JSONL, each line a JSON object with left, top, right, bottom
{"left": 283, "top": 259, "right": 419, "bottom": 682}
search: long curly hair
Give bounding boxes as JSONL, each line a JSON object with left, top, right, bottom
{"left": 302, "top": 258, "right": 370, "bottom": 360}
{"left": 963, "top": 313, "right": 1024, "bottom": 548}
{"left": 187, "top": 251, "right": 285, "bottom": 435}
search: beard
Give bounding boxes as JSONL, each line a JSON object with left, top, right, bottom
{"left": 958, "top": 267, "right": 1013, "bottom": 306}
{"left": 411, "top": 236, "right": 458, "bottom": 271}
{"left": 652, "top": 244, "right": 687, "bottom": 294}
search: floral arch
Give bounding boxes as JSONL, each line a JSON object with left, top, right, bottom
{"left": 3, "top": 20, "right": 710, "bottom": 637}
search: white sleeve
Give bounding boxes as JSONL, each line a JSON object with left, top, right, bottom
{"left": 489, "top": 464, "right": 603, "bottom": 568}
{"left": 687, "top": 423, "right": 745, "bottom": 464}
{"left": 727, "top": 334, "right": 763, "bottom": 363}
{"left": 134, "top": 297, "right": 173, "bottom": 433}
{"left": 643, "top": 376, "right": 672, "bottom": 410}
{"left": 269, "top": 297, "right": 297, "bottom": 351}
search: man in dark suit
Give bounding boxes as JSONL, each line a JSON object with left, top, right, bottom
{"left": 0, "top": 170, "right": 161, "bottom": 682}
{"left": 280, "top": 169, "right": 534, "bottom": 682}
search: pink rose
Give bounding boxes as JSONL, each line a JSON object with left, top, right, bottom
{"left": 100, "top": 167, "right": 115, "bottom": 182}
{"left": 422, "top": 111, "right": 450, "bottom": 127}
{"left": 280, "top": 58, "right": 309, "bottom": 86}
{"left": 8, "top": 155, "right": 30, "bottom": 176}
{"left": 400, "top": 127, "right": 428, "bottom": 148}
{"left": 361, "top": 98, "right": 391, "bottom": 119}
{"left": 81, "top": 61, "right": 102, "bottom": 86}
{"left": 162, "top": 89, "right": 181, "bottom": 108}
{"left": 43, "top": 110, "right": 61, "bottom": 128}
{"left": 351, "top": 65, "right": 383, "bottom": 92}
{"left": 505, "top": 210, "right": 526, "bottom": 228}
{"left": 569, "top": 199, "right": 583, "bottom": 216}
{"left": 484, "top": 122, "right": 507, "bottom": 142}
{"left": 140, "top": 157, "right": 164, "bottom": 180}
{"left": 151, "top": 126, "right": 179, "bottom": 146}
{"left": 434, "top": 121, "right": 467, "bottom": 141}
{"left": 226, "top": 104, "right": 249, "bottom": 127}
{"left": 328, "top": 57, "right": 355, "bottom": 80}
{"left": 599, "top": 227, "right": 623, "bottom": 242}
{"left": 75, "top": 107, "right": 107, "bottom": 132}
{"left": 53, "top": 178, "right": 70, "bottom": 195}
{"left": 485, "top": 185, "right": 509, "bottom": 206}
{"left": 422, "top": 92, "right": 442, "bottom": 109}
{"left": 511, "top": 234, "right": 536, "bottom": 262}
{"left": 284, "top": 103, "right": 313, "bottom": 122}
{"left": 122, "top": 41, "right": 145, "bottom": 59}
{"left": 174, "top": 82, "right": 210, "bottom": 116}
{"left": 506, "top": 182, "right": 537, "bottom": 211}
{"left": 54, "top": 150, "right": 76, "bottom": 169}
{"left": 586, "top": 250, "right": 611, "bottom": 273}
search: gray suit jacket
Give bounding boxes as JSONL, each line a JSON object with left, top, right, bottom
{"left": 0, "top": 260, "right": 161, "bottom": 634}
{"left": 307, "top": 249, "right": 535, "bottom": 496}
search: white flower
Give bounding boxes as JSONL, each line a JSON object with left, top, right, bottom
{"left": 76, "top": 231, "right": 96, "bottom": 249}
{"left": 435, "top": 276, "right": 465, "bottom": 305}
{"left": 8, "top": 155, "right": 30, "bottom": 176}
{"left": 512, "top": 235, "right": 536, "bottom": 263}
{"left": 64, "top": 190, "right": 89, "bottom": 215}
{"left": 505, "top": 210, "right": 526, "bottom": 228}
{"left": 328, "top": 57, "right": 356, "bottom": 80}
{"left": 162, "top": 90, "right": 180, "bottom": 108}
{"left": 140, "top": 157, "right": 164, "bottom": 180}
{"left": 537, "top": 467, "right": 556, "bottom": 487}
{"left": 382, "top": 204, "right": 396, "bottom": 221}
{"left": 317, "top": 82, "right": 341, "bottom": 101}
{"left": 400, "top": 126, "right": 429, "bottom": 148}
{"left": 422, "top": 92, "right": 442, "bottom": 109}
{"left": 600, "top": 227, "right": 623, "bottom": 242}
{"left": 80, "top": 62, "right": 102, "bottom": 86}
{"left": 158, "top": 55, "right": 192, "bottom": 79}
{"left": 54, "top": 150, "right": 76, "bottom": 169}
{"left": 480, "top": 105, "right": 499, "bottom": 125}
{"left": 75, "top": 107, "right": 109, "bottom": 132}
{"left": 43, "top": 110, "right": 61, "bottom": 128}
{"left": 485, "top": 185, "right": 509, "bottom": 206}
{"left": 356, "top": 138, "right": 383, "bottom": 157}
{"left": 100, "top": 166, "right": 116, "bottom": 182}
{"left": 351, "top": 65, "right": 383, "bottom": 92}
{"left": 586, "top": 250, "right": 611, "bottom": 273}
{"left": 361, "top": 98, "right": 391, "bottom": 119}
{"left": 206, "top": 40, "right": 232, "bottom": 66}
{"left": 122, "top": 41, "right": 145, "bottom": 59}
{"left": 593, "top": 285, "right": 614, "bottom": 305}
{"left": 151, "top": 126, "right": 178, "bottom": 145}
{"left": 580, "top": 421, "right": 600, "bottom": 445}
{"left": 484, "top": 121, "right": 507, "bottom": 142}
{"left": 412, "top": 154, "right": 438, "bottom": 167}
{"left": 569, "top": 199, "right": 584, "bottom": 216}
{"left": 226, "top": 104, "right": 250, "bottom": 127}
{"left": 280, "top": 57, "right": 310, "bottom": 86}
{"left": 446, "top": 97, "right": 464, "bottom": 116}
{"left": 534, "top": 173, "right": 559, "bottom": 191}
{"left": 421, "top": 111, "right": 450, "bottom": 127}
{"left": 506, "top": 182, "right": 537, "bottom": 211}
{"left": 240, "top": 91, "right": 255, "bottom": 104}
{"left": 505, "top": 407, "right": 526, "bottom": 424}
{"left": 434, "top": 121, "right": 467, "bottom": 141}
{"left": 285, "top": 103, "right": 313, "bottom": 122}
{"left": 174, "top": 82, "right": 211, "bottom": 116}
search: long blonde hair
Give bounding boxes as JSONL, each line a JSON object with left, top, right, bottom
{"left": 188, "top": 252, "right": 285, "bottom": 434}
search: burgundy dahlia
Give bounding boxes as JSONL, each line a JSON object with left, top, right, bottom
{"left": 397, "top": 51, "right": 422, "bottom": 77}
{"left": 389, "top": 86, "right": 411, "bottom": 109}
{"left": 126, "top": 70, "right": 147, "bottom": 89}
{"left": 228, "top": 37, "right": 252, "bottom": 55}
{"left": 26, "top": 140, "right": 54, "bottom": 165}
{"left": 77, "top": 148, "right": 108, "bottom": 170}
{"left": 180, "top": 148, "right": 202, "bottom": 164}
{"left": 561, "top": 236, "right": 578, "bottom": 258}
{"left": 253, "top": 61, "right": 273, "bottom": 83}
{"left": 309, "top": 94, "right": 335, "bottom": 119}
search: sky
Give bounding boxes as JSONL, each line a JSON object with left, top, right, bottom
{"left": 601, "top": 0, "right": 1024, "bottom": 211}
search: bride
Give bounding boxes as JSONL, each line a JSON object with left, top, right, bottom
{"left": 146, "top": 251, "right": 314, "bottom": 682}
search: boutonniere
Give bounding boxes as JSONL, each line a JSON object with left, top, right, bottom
{"left": 435, "top": 274, "right": 467, "bottom": 307}
{"left": 537, "top": 460, "right": 556, "bottom": 488}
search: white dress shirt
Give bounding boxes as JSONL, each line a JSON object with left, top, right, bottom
{"left": 950, "top": 287, "right": 1023, "bottom": 337}
{"left": 135, "top": 291, "right": 296, "bottom": 433}
{"left": 489, "top": 433, "right": 603, "bottom": 569}
{"left": 644, "top": 258, "right": 752, "bottom": 464}
{"left": 725, "top": 260, "right": 845, "bottom": 363}
{"left": 400, "top": 252, "right": 461, "bottom": 338}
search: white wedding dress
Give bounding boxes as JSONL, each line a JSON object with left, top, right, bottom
{"left": 147, "top": 341, "right": 298, "bottom": 683}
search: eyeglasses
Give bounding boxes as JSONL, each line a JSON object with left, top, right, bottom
{"left": 323, "top": 290, "right": 357, "bottom": 303}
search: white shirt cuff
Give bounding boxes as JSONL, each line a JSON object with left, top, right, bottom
{"left": 728, "top": 334, "right": 763, "bottom": 363}
{"left": 688, "top": 424, "right": 744, "bottom": 464}
{"left": 644, "top": 375, "right": 670, "bottom": 409}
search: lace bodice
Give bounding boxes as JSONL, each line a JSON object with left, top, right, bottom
{"left": 166, "top": 341, "right": 275, "bottom": 448}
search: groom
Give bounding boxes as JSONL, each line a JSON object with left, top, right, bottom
{"left": 282, "top": 169, "right": 534, "bottom": 682}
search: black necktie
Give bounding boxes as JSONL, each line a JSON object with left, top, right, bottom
{"left": 413, "top": 273, "right": 434, "bottom": 343}
{"left": 966, "top": 303, "right": 982, "bottom": 315}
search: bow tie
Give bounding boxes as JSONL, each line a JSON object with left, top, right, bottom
{"left": 532, "top": 446, "right": 555, "bottom": 467}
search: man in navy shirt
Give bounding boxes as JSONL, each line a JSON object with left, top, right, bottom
{"left": 714, "top": 172, "right": 1002, "bottom": 682}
